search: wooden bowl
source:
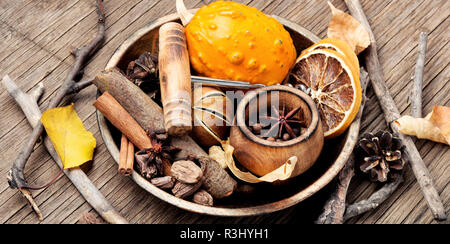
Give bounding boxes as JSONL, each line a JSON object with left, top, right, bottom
{"left": 97, "top": 11, "right": 361, "bottom": 217}
{"left": 230, "top": 85, "right": 324, "bottom": 177}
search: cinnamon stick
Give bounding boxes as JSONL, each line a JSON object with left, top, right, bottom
{"left": 344, "top": 0, "right": 446, "bottom": 221}
{"left": 118, "top": 134, "right": 134, "bottom": 176}
{"left": 93, "top": 92, "right": 152, "bottom": 150}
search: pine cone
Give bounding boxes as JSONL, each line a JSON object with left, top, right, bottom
{"left": 355, "top": 131, "right": 407, "bottom": 182}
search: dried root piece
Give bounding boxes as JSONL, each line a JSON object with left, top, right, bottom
{"left": 198, "top": 156, "right": 237, "bottom": 199}
{"left": 315, "top": 155, "right": 355, "bottom": 224}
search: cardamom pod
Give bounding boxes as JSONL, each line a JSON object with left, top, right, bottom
{"left": 172, "top": 180, "right": 202, "bottom": 199}
{"left": 171, "top": 160, "right": 203, "bottom": 184}
{"left": 192, "top": 190, "right": 213, "bottom": 206}
{"left": 150, "top": 176, "right": 175, "bottom": 189}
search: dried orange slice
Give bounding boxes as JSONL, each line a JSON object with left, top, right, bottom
{"left": 303, "top": 38, "right": 360, "bottom": 81}
{"left": 290, "top": 48, "right": 361, "bottom": 139}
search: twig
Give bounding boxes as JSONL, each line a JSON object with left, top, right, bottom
{"left": 29, "top": 82, "right": 45, "bottom": 103}
{"left": 316, "top": 68, "right": 370, "bottom": 224}
{"left": 67, "top": 78, "right": 94, "bottom": 95}
{"left": 6, "top": 0, "right": 106, "bottom": 220}
{"left": 411, "top": 32, "right": 428, "bottom": 118}
{"left": 344, "top": 174, "right": 404, "bottom": 221}
{"left": 316, "top": 155, "right": 355, "bottom": 224}
{"left": 2, "top": 75, "right": 128, "bottom": 224}
{"left": 343, "top": 0, "right": 446, "bottom": 221}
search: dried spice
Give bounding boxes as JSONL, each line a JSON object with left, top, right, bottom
{"left": 125, "top": 52, "right": 161, "bottom": 101}
{"left": 126, "top": 52, "right": 159, "bottom": 85}
{"left": 171, "top": 160, "right": 203, "bottom": 184}
{"left": 151, "top": 176, "right": 176, "bottom": 189}
{"left": 355, "top": 131, "right": 407, "bottom": 182}
{"left": 172, "top": 180, "right": 203, "bottom": 199}
{"left": 258, "top": 105, "right": 306, "bottom": 139}
{"left": 197, "top": 156, "right": 237, "bottom": 199}
{"left": 134, "top": 130, "right": 180, "bottom": 180}
{"left": 135, "top": 150, "right": 158, "bottom": 179}
{"left": 192, "top": 190, "right": 213, "bottom": 206}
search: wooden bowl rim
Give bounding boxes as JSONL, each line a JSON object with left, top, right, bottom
{"left": 235, "top": 85, "right": 320, "bottom": 147}
{"left": 97, "top": 11, "right": 359, "bottom": 217}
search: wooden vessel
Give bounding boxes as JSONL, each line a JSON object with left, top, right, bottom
{"left": 230, "top": 85, "right": 324, "bottom": 177}
{"left": 97, "top": 11, "right": 361, "bottom": 216}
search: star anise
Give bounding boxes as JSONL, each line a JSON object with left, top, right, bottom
{"left": 355, "top": 131, "right": 407, "bottom": 182}
{"left": 261, "top": 105, "right": 306, "bottom": 139}
{"left": 126, "top": 52, "right": 158, "bottom": 82}
{"left": 134, "top": 130, "right": 181, "bottom": 180}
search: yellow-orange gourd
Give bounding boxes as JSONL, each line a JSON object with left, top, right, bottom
{"left": 186, "top": 1, "right": 297, "bottom": 85}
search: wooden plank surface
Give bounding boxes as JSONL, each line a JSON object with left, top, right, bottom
{"left": 0, "top": 0, "right": 448, "bottom": 224}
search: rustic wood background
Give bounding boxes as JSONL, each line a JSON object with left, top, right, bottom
{"left": 0, "top": 0, "right": 448, "bottom": 224}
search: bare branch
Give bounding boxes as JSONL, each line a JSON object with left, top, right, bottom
{"left": 6, "top": 0, "right": 106, "bottom": 221}
{"left": 344, "top": 174, "right": 403, "bottom": 221}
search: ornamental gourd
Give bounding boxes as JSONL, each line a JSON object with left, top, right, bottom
{"left": 185, "top": 1, "right": 297, "bottom": 85}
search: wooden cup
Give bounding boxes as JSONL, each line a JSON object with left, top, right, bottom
{"left": 230, "top": 85, "right": 324, "bottom": 177}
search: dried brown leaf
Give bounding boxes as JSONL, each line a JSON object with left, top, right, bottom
{"left": 327, "top": 2, "right": 370, "bottom": 54}
{"left": 395, "top": 106, "right": 450, "bottom": 145}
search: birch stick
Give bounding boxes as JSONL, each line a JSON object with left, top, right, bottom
{"left": 344, "top": 0, "right": 446, "bottom": 221}
{"left": 411, "top": 32, "right": 428, "bottom": 118}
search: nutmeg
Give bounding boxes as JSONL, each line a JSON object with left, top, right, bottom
{"left": 191, "top": 86, "right": 232, "bottom": 148}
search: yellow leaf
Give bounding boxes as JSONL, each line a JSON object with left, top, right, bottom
{"left": 41, "top": 104, "right": 96, "bottom": 169}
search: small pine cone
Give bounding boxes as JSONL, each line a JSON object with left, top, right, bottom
{"left": 355, "top": 131, "right": 408, "bottom": 182}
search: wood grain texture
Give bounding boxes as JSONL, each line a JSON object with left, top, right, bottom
{"left": 0, "top": 0, "right": 448, "bottom": 224}
{"left": 158, "top": 22, "right": 192, "bottom": 136}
